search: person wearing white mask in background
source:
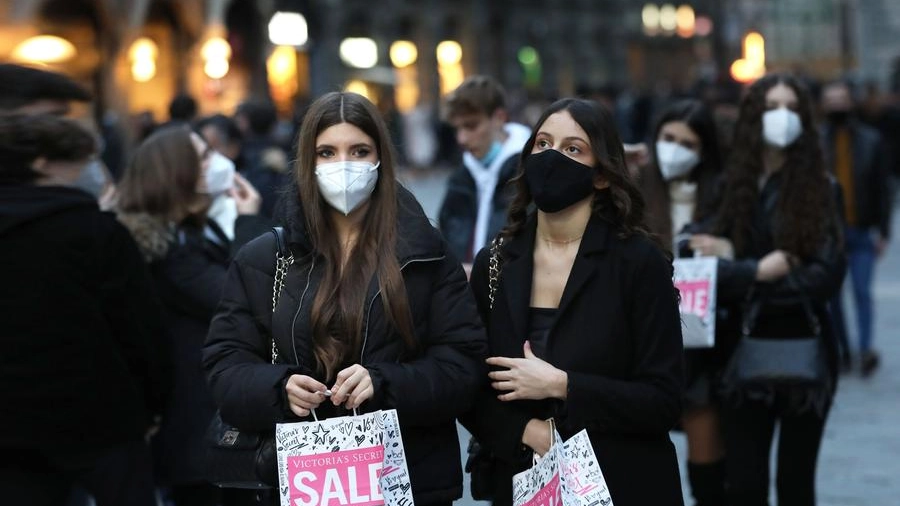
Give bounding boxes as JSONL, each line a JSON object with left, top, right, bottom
{"left": 690, "top": 74, "right": 845, "bottom": 506}
{"left": 635, "top": 99, "right": 728, "bottom": 506}
{"left": 203, "top": 92, "right": 487, "bottom": 506}
{"left": 116, "top": 126, "right": 262, "bottom": 506}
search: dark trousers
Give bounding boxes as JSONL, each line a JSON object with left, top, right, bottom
{"left": 722, "top": 397, "right": 831, "bottom": 506}
{"left": 0, "top": 439, "right": 157, "bottom": 506}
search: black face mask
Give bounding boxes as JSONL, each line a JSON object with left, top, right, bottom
{"left": 523, "top": 149, "right": 596, "bottom": 213}
{"left": 826, "top": 110, "right": 852, "bottom": 125}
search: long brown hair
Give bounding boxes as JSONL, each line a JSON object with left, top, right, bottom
{"left": 715, "top": 74, "right": 833, "bottom": 258}
{"left": 117, "top": 125, "right": 203, "bottom": 224}
{"left": 295, "top": 92, "right": 416, "bottom": 380}
{"left": 642, "top": 99, "right": 723, "bottom": 248}
{"left": 504, "top": 98, "right": 660, "bottom": 248}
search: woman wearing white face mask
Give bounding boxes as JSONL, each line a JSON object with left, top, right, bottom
{"left": 636, "top": 99, "right": 728, "bottom": 506}
{"left": 203, "top": 92, "right": 487, "bottom": 506}
{"left": 116, "top": 126, "right": 263, "bottom": 506}
{"left": 691, "top": 74, "right": 845, "bottom": 506}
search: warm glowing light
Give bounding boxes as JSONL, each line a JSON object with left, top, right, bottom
{"left": 205, "top": 59, "right": 230, "bottom": 80}
{"left": 344, "top": 79, "right": 371, "bottom": 100}
{"left": 676, "top": 5, "right": 695, "bottom": 38}
{"left": 12, "top": 35, "right": 76, "bottom": 63}
{"left": 268, "top": 11, "right": 308, "bottom": 46}
{"left": 268, "top": 46, "right": 298, "bottom": 104}
{"left": 659, "top": 4, "right": 677, "bottom": 32}
{"left": 129, "top": 37, "right": 158, "bottom": 61}
{"left": 390, "top": 40, "right": 418, "bottom": 68}
{"left": 744, "top": 31, "right": 765, "bottom": 64}
{"left": 201, "top": 37, "right": 231, "bottom": 61}
{"left": 730, "top": 32, "right": 766, "bottom": 83}
{"left": 340, "top": 38, "right": 378, "bottom": 69}
{"left": 132, "top": 59, "right": 156, "bottom": 82}
{"left": 436, "top": 40, "right": 463, "bottom": 66}
{"left": 642, "top": 4, "right": 660, "bottom": 30}
{"left": 128, "top": 38, "right": 158, "bottom": 82}
{"left": 439, "top": 63, "right": 465, "bottom": 96}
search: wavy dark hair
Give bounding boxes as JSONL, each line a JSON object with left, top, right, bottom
{"left": 503, "top": 98, "right": 659, "bottom": 247}
{"left": 642, "top": 99, "right": 723, "bottom": 247}
{"left": 295, "top": 92, "right": 415, "bottom": 381}
{"left": 715, "top": 74, "right": 832, "bottom": 259}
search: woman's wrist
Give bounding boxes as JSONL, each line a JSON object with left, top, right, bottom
{"left": 551, "top": 369, "right": 568, "bottom": 400}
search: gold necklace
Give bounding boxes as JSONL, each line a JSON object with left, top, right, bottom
{"left": 539, "top": 235, "right": 583, "bottom": 246}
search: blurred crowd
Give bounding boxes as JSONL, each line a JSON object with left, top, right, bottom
{"left": 0, "top": 59, "right": 896, "bottom": 506}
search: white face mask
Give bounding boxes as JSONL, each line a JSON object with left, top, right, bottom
{"left": 315, "top": 160, "right": 380, "bottom": 215}
{"left": 203, "top": 152, "right": 236, "bottom": 195}
{"left": 762, "top": 108, "right": 803, "bottom": 148}
{"left": 655, "top": 141, "right": 700, "bottom": 181}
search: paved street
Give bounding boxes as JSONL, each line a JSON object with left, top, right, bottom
{"left": 399, "top": 169, "right": 900, "bottom": 506}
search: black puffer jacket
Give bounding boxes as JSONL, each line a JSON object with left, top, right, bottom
{"left": 202, "top": 186, "right": 487, "bottom": 504}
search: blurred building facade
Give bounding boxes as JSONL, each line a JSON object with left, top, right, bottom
{"left": 1, "top": 0, "right": 898, "bottom": 138}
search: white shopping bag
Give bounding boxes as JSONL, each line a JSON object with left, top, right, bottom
{"left": 513, "top": 427, "right": 614, "bottom": 506}
{"left": 275, "top": 409, "right": 414, "bottom": 506}
{"left": 673, "top": 256, "right": 718, "bottom": 348}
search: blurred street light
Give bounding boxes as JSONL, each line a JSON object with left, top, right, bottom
{"left": 128, "top": 37, "right": 158, "bottom": 82}
{"left": 659, "top": 4, "right": 677, "bottom": 32}
{"left": 676, "top": 5, "right": 695, "bottom": 38}
{"left": 390, "top": 40, "right": 418, "bottom": 68}
{"left": 437, "top": 41, "right": 464, "bottom": 95}
{"left": 202, "top": 37, "right": 231, "bottom": 79}
{"left": 340, "top": 38, "right": 378, "bottom": 69}
{"left": 436, "top": 40, "right": 463, "bottom": 66}
{"left": 12, "top": 35, "right": 76, "bottom": 63}
{"left": 642, "top": 4, "right": 661, "bottom": 35}
{"left": 268, "top": 11, "right": 308, "bottom": 47}
{"left": 695, "top": 15, "right": 713, "bottom": 37}
{"left": 730, "top": 31, "right": 766, "bottom": 83}
{"left": 345, "top": 79, "right": 372, "bottom": 100}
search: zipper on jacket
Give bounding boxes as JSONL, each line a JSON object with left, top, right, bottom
{"left": 290, "top": 257, "right": 316, "bottom": 367}
{"left": 359, "top": 256, "right": 445, "bottom": 364}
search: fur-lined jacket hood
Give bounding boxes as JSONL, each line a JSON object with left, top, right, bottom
{"left": 117, "top": 212, "right": 176, "bottom": 262}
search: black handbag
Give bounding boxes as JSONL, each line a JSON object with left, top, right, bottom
{"left": 719, "top": 278, "right": 831, "bottom": 413}
{"left": 465, "top": 236, "right": 504, "bottom": 501}
{"left": 202, "top": 227, "right": 294, "bottom": 489}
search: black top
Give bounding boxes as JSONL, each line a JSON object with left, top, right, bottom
{"left": 527, "top": 307, "right": 557, "bottom": 359}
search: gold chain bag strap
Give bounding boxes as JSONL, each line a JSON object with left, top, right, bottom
{"left": 202, "top": 226, "right": 293, "bottom": 489}
{"left": 467, "top": 235, "right": 505, "bottom": 501}
{"left": 488, "top": 236, "right": 504, "bottom": 309}
{"left": 270, "top": 226, "right": 294, "bottom": 363}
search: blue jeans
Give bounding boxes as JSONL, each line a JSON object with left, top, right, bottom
{"left": 833, "top": 227, "right": 877, "bottom": 353}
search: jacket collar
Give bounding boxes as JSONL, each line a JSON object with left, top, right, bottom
{"left": 498, "top": 210, "right": 612, "bottom": 343}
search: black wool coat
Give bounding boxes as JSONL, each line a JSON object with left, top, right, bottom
{"left": 120, "top": 214, "right": 231, "bottom": 485}
{"left": 203, "top": 187, "right": 487, "bottom": 504}
{"left": 464, "top": 212, "right": 685, "bottom": 506}
{"left": 0, "top": 185, "right": 171, "bottom": 452}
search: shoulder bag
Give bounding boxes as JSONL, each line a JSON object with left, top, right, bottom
{"left": 202, "top": 226, "right": 294, "bottom": 489}
{"left": 719, "top": 276, "right": 831, "bottom": 414}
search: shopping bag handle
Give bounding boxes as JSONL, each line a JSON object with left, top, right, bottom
{"left": 532, "top": 418, "right": 556, "bottom": 466}
{"left": 310, "top": 407, "right": 359, "bottom": 422}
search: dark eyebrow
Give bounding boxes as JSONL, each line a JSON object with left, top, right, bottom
{"left": 562, "top": 136, "right": 589, "bottom": 145}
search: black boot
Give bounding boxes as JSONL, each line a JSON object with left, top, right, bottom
{"left": 687, "top": 460, "right": 726, "bottom": 506}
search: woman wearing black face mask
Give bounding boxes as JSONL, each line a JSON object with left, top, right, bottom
{"left": 461, "top": 98, "right": 685, "bottom": 506}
